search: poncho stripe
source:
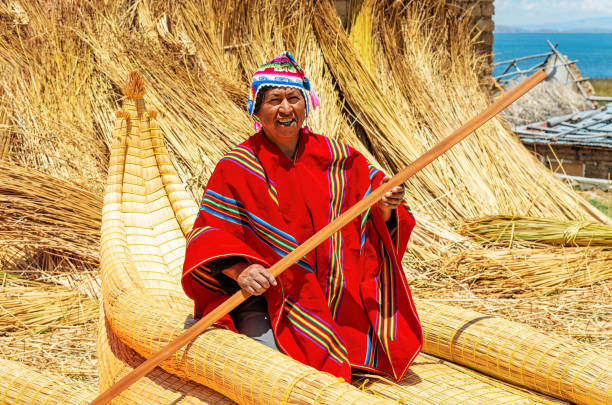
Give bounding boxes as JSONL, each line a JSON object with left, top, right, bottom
{"left": 325, "top": 138, "right": 350, "bottom": 319}
{"left": 376, "top": 240, "right": 397, "bottom": 353}
{"left": 285, "top": 298, "right": 349, "bottom": 365}
{"left": 201, "top": 189, "right": 312, "bottom": 271}
{"left": 190, "top": 265, "right": 224, "bottom": 293}
{"left": 221, "top": 146, "right": 279, "bottom": 205}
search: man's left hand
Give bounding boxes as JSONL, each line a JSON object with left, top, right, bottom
{"left": 378, "top": 175, "right": 404, "bottom": 222}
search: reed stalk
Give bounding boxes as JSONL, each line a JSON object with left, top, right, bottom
{"left": 459, "top": 215, "right": 612, "bottom": 247}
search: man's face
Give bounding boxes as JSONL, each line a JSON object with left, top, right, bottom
{"left": 254, "top": 87, "right": 306, "bottom": 143}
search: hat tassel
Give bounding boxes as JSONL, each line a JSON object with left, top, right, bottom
{"left": 310, "top": 89, "right": 320, "bottom": 110}
{"left": 253, "top": 121, "right": 262, "bottom": 131}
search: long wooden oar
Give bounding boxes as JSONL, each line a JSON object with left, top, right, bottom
{"left": 91, "top": 69, "right": 546, "bottom": 404}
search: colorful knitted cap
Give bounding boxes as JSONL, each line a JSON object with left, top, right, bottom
{"left": 247, "top": 51, "right": 320, "bottom": 126}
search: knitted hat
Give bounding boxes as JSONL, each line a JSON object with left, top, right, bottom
{"left": 247, "top": 51, "right": 320, "bottom": 129}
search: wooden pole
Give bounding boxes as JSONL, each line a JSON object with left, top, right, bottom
{"left": 90, "top": 69, "right": 547, "bottom": 404}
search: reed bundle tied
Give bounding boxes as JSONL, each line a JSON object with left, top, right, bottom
{"left": 0, "top": 279, "right": 97, "bottom": 335}
{"left": 0, "top": 277, "right": 98, "bottom": 381}
{"left": 414, "top": 282, "right": 612, "bottom": 351}
{"left": 416, "top": 298, "right": 612, "bottom": 405}
{"left": 97, "top": 310, "right": 237, "bottom": 404}
{"left": 0, "top": 357, "right": 96, "bottom": 405}
{"left": 459, "top": 215, "right": 612, "bottom": 247}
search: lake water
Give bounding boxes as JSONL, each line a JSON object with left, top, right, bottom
{"left": 493, "top": 33, "right": 612, "bottom": 79}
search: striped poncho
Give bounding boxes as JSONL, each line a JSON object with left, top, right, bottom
{"left": 182, "top": 127, "right": 422, "bottom": 381}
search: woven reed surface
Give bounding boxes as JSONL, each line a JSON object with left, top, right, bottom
{"left": 99, "top": 90, "right": 391, "bottom": 404}
{"left": 0, "top": 357, "right": 95, "bottom": 404}
{"left": 416, "top": 299, "right": 612, "bottom": 404}
{"left": 357, "top": 353, "right": 567, "bottom": 405}
{"left": 97, "top": 307, "right": 236, "bottom": 404}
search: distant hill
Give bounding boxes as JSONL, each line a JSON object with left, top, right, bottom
{"left": 495, "top": 17, "right": 612, "bottom": 33}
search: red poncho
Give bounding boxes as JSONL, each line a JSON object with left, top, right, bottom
{"left": 182, "top": 127, "right": 422, "bottom": 381}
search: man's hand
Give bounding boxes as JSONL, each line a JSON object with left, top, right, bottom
{"left": 378, "top": 175, "right": 404, "bottom": 222}
{"left": 223, "top": 263, "right": 277, "bottom": 295}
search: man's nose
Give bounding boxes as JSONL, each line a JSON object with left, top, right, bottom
{"left": 278, "top": 98, "right": 291, "bottom": 113}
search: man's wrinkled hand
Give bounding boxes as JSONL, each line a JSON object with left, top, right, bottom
{"left": 234, "top": 263, "right": 277, "bottom": 295}
{"left": 378, "top": 175, "right": 405, "bottom": 222}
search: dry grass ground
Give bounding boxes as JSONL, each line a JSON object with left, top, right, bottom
{"left": 591, "top": 78, "right": 612, "bottom": 97}
{"left": 0, "top": 275, "right": 98, "bottom": 384}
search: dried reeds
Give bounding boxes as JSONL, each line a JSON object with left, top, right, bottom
{"left": 0, "top": 161, "right": 101, "bottom": 296}
{"left": 438, "top": 245, "right": 612, "bottom": 295}
{"left": 0, "top": 277, "right": 98, "bottom": 382}
{"left": 0, "top": 279, "right": 97, "bottom": 335}
{"left": 97, "top": 310, "right": 236, "bottom": 404}
{"left": 412, "top": 282, "right": 612, "bottom": 352}
{"left": 459, "top": 215, "right": 612, "bottom": 247}
{"left": 0, "top": 1, "right": 114, "bottom": 192}
{"left": 355, "top": 353, "right": 565, "bottom": 404}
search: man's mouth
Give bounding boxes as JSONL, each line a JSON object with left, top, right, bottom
{"left": 277, "top": 118, "right": 295, "bottom": 126}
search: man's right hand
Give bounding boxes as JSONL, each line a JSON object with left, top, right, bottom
{"left": 223, "top": 263, "right": 277, "bottom": 295}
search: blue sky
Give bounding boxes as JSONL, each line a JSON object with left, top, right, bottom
{"left": 494, "top": 0, "right": 612, "bottom": 26}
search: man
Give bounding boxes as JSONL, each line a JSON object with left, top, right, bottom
{"left": 182, "top": 51, "right": 422, "bottom": 381}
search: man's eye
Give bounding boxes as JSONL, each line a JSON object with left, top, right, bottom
{"left": 289, "top": 97, "right": 300, "bottom": 103}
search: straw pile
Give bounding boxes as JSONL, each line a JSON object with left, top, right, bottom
{"left": 499, "top": 78, "right": 594, "bottom": 127}
{"left": 438, "top": 246, "right": 612, "bottom": 295}
{"left": 0, "top": 1, "right": 113, "bottom": 193}
{"left": 0, "top": 276, "right": 98, "bottom": 382}
{"left": 0, "top": 279, "right": 97, "bottom": 335}
{"left": 0, "top": 161, "right": 101, "bottom": 297}
{"left": 459, "top": 215, "right": 612, "bottom": 247}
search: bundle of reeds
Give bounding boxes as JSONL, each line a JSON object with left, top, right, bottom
{"left": 355, "top": 353, "right": 565, "bottom": 404}
{"left": 0, "top": 279, "right": 97, "bottom": 335}
{"left": 79, "top": 0, "right": 253, "bottom": 199}
{"left": 413, "top": 282, "right": 612, "bottom": 351}
{"left": 439, "top": 245, "right": 612, "bottom": 295}
{"left": 0, "top": 276, "right": 98, "bottom": 382}
{"left": 459, "top": 215, "right": 612, "bottom": 247}
{"left": 0, "top": 162, "right": 101, "bottom": 296}
{"left": 97, "top": 310, "right": 236, "bottom": 404}
{"left": 0, "top": 357, "right": 96, "bottom": 404}
{"left": 415, "top": 298, "right": 612, "bottom": 404}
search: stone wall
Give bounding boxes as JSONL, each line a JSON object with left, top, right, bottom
{"left": 333, "top": 0, "right": 495, "bottom": 87}
{"left": 529, "top": 143, "right": 612, "bottom": 180}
